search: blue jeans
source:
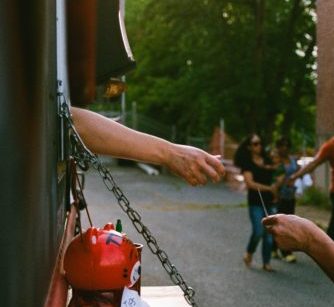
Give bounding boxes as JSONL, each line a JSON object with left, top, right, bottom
{"left": 246, "top": 205, "right": 276, "bottom": 265}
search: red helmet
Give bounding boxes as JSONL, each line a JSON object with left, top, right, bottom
{"left": 64, "top": 224, "right": 141, "bottom": 290}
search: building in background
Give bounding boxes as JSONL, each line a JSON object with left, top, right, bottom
{"left": 315, "top": 1, "right": 334, "bottom": 190}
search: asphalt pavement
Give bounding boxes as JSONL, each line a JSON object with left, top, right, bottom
{"left": 80, "top": 161, "right": 333, "bottom": 307}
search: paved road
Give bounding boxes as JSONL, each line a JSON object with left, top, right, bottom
{"left": 81, "top": 163, "right": 333, "bottom": 307}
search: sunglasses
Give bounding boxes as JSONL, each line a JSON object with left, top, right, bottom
{"left": 251, "top": 141, "right": 262, "bottom": 146}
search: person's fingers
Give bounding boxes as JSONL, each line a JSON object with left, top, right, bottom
{"left": 188, "top": 178, "right": 199, "bottom": 186}
{"left": 198, "top": 161, "right": 221, "bottom": 182}
{"left": 262, "top": 215, "right": 277, "bottom": 226}
{"left": 198, "top": 176, "right": 208, "bottom": 185}
{"left": 171, "top": 146, "right": 224, "bottom": 185}
{"left": 183, "top": 169, "right": 198, "bottom": 186}
{"left": 263, "top": 213, "right": 286, "bottom": 225}
{"left": 189, "top": 155, "right": 225, "bottom": 185}
{"left": 262, "top": 216, "right": 281, "bottom": 233}
{"left": 265, "top": 225, "right": 275, "bottom": 234}
{"left": 191, "top": 176, "right": 206, "bottom": 186}
{"left": 181, "top": 166, "right": 204, "bottom": 186}
{"left": 192, "top": 168, "right": 208, "bottom": 185}
{"left": 206, "top": 156, "right": 225, "bottom": 177}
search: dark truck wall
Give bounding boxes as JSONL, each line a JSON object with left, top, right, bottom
{"left": 0, "top": 1, "right": 65, "bottom": 306}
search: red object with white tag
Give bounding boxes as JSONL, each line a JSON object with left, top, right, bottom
{"left": 64, "top": 223, "right": 141, "bottom": 291}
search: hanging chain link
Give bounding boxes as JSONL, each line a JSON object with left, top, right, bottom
{"left": 58, "top": 94, "right": 199, "bottom": 307}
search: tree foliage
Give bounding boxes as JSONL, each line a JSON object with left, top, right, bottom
{"left": 125, "top": 0, "right": 316, "bottom": 146}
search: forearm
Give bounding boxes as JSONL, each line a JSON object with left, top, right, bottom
{"left": 306, "top": 227, "right": 334, "bottom": 282}
{"left": 247, "top": 181, "right": 272, "bottom": 192}
{"left": 71, "top": 107, "right": 225, "bottom": 186}
{"left": 71, "top": 107, "right": 171, "bottom": 165}
{"left": 291, "top": 160, "right": 319, "bottom": 180}
{"left": 243, "top": 172, "right": 273, "bottom": 192}
{"left": 275, "top": 175, "right": 285, "bottom": 188}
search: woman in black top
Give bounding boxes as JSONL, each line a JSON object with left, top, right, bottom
{"left": 234, "top": 134, "right": 277, "bottom": 272}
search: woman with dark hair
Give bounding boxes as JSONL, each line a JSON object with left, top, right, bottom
{"left": 234, "top": 134, "right": 277, "bottom": 272}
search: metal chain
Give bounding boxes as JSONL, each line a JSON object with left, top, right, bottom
{"left": 58, "top": 96, "right": 199, "bottom": 307}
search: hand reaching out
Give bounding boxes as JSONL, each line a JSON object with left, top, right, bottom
{"left": 262, "top": 214, "right": 317, "bottom": 252}
{"left": 263, "top": 213, "right": 334, "bottom": 282}
{"left": 71, "top": 107, "right": 225, "bottom": 187}
{"left": 164, "top": 144, "right": 225, "bottom": 186}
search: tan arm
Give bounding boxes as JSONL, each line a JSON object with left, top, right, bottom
{"left": 263, "top": 214, "right": 334, "bottom": 282}
{"left": 290, "top": 155, "right": 325, "bottom": 181}
{"left": 243, "top": 171, "right": 275, "bottom": 193}
{"left": 71, "top": 107, "right": 225, "bottom": 186}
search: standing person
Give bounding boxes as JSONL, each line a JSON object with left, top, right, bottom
{"left": 273, "top": 137, "right": 299, "bottom": 262}
{"left": 234, "top": 134, "right": 277, "bottom": 272}
{"left": 269, "top": 148, "right": 285, "bottom": 205}
{"left": 289, "top": 136, "right": 334, "bottom": 240}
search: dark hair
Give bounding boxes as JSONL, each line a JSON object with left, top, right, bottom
{"left": 275, "top": 137, "right": 291, "bottom": 149}
{"left": 234, "top": 133, "right": 266, "bottom": 170}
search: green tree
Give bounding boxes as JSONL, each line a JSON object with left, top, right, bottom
{"left": 125, "top": 0, "right": 316, "bottom": 146}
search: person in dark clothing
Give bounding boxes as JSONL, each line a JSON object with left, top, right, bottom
{"left": 234, "top": 134, "right": 278, "bottom": 272}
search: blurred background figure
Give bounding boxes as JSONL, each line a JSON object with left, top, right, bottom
{"left": 269, "top": 148, "right": 285, "bottom": 205}
{"left": 234, "top": 134, "right": 277, "bottom": 272}
{"left": 272, "top": 137, "right": 299, "bottom": 262}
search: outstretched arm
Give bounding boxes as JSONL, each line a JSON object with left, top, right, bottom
{"left": 263, "top": 214, "right": 334, "bottom": 282}
{"left": 290, "top": 155, "right": 325, "bottom": 182}
{"left": 71, "top": 107, "right": 225, "bottom": 186}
